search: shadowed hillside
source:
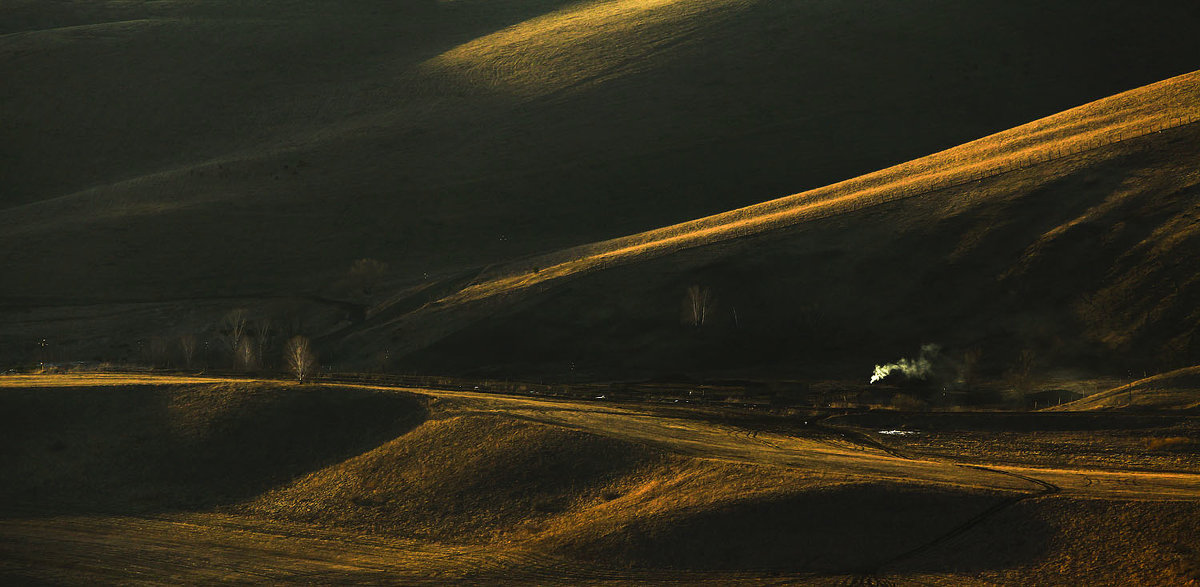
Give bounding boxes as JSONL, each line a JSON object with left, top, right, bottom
{"left": 2, "top": 0, "right": 1199, "bottom": 313}
{"left": 3, "top": 3, "right": 1199, "bottom": 584}
{"left": 3, "top": 376, "right": 1198, "bottom": 584}
{"left": 241, "top": 408, "right": 1017, "bottom": 574}
{"left": 0, "top": 382, "right": 427, "bottom": 515}
{"left": 334, "top": 71, "right": 1200, "bottom": 382}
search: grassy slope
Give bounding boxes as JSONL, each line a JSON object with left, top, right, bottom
{"left": 2, "top": 376, "right": 1198, "bottom": 584}
{"left": 243, "top": 413, "right": 671, "bottom": 542}
{"left": 0, "top": 381, "right": 428, "bottom": 514}
{"left": 0, "top": 377, "right": 1011, "bottom": 576}
{"left": 344, "top": 71, "right": 1200, "bottom": 380}
{"left": 1051, "top": 365, "right": 1200, "bottom": 411}
{"left": 3, "top": 0, "right": 1200, "bottom": 306}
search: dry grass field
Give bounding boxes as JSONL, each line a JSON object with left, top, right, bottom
{"left": 4, "top": 0, "right": 1200, "bottom": 374}
{"left": 343, "top": 70, "right": 1200, "bottom": 386}
{"left": 4, "top": 2, "right": 1200, "bottom": 584}
{"left": 1, "top": 374, "right": 1198, "bottom": 584}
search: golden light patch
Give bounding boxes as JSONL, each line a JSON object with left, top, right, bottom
{"left": 423, "top": 0, "right": 743, "bottom": 96}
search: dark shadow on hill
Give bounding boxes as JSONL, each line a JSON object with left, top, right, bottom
{"left": 563, "top": 483, "right": 1050, "bottom": 574}
{"left": 388, "top": 125, "right": 1200, "bottom": 382}
{"left": 6, "top": 1, "right": 1200, "bottom": 314}
{"left": 0, "top": 0, "right": 586, "bottom": 205}
{"left": 0, "top": 384, "right": 428, "bottom": 518}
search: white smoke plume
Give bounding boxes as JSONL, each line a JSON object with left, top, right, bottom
{"left": 870, "top": 343, "right": 941, "bottom": 384}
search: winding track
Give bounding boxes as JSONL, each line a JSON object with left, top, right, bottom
{"left": 382, "top": 382, "right": 1197, "bottom": 501}
{"left": 3, "top": 373, "right": 1196, "bottom": 500}
{"left": 1, "top": 374, "right": 1197, "bottom": 584}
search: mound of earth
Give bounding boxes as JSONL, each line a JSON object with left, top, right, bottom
{"left": 242, "top": 413, "right": 667, "bottom": 541}
{"left": 0, "top": 382, "right": 426, "bottom": 515}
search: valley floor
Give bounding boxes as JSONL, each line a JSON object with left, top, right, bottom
{"left": 1, "top": 374, "right": 1197, "bottom": 585}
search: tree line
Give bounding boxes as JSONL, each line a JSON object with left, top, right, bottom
{"left": 136, "top": 308, "right": 315, "bottom": 383}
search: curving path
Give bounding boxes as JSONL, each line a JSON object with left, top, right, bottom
{"left": 1, "top": 374, "right": 1197, "bottom": 585}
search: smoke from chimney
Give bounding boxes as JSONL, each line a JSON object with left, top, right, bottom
{"left": 870, "top": 343, "right": 942, "bottom": 384}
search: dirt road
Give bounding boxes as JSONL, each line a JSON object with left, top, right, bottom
{"left": 2, "top": 374, "right": 1196, "bottom": 585}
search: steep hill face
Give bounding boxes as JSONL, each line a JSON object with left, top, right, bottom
{"left": 3, "top": 0, "right": 1200, "bottom": 306}
{"left": 355, "top": 72, "right": 1200, "bottom": 382}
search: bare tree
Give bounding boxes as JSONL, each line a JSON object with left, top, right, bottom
{"left": 220, "top": 309, "right": 249, "bottom": 363}
{"left": 179, "top": 334, "right": 198, "bottom": 369}
{"left": 284, "top": 336, "right": 317, "bottom": 383}
{"left": 253, "top": 318, "right": 272, "bottom": 368}
{"left": 235, "top": 339, "right": 257, "bottom": 371}
{"left": 682, "top": 285, "right": 714, "bottom": 327}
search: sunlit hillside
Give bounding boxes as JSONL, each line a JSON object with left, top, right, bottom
{"left": 3, "top": 376, "right": 1198, "bottom": 584}
{"left": 4, "top": 3, "right": 1200, "bottom": 585}
{"left": 335, "top": 70, "right": 1200, "bottom": 382}
{"left": 1051, "top": 365, "right": 1200, "bottom": 412}
{"left": 3, "top": 1, "right": 1200, "bottom": 361}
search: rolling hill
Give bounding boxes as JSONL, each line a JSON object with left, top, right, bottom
{"left": 4, "top": 4, "right": 1200, "bottom": 584}
{"left": 1050, "top": 365, "right": 1200, "bottom": 412}
{"left": 3, "top": 0, "right": 1200, "bottom": 371}
{"left": 338, "top": 70, "right": 1200, "bottom": 383}
{"left": 3, "top": 375, "right": 1199, "bottom": 584}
